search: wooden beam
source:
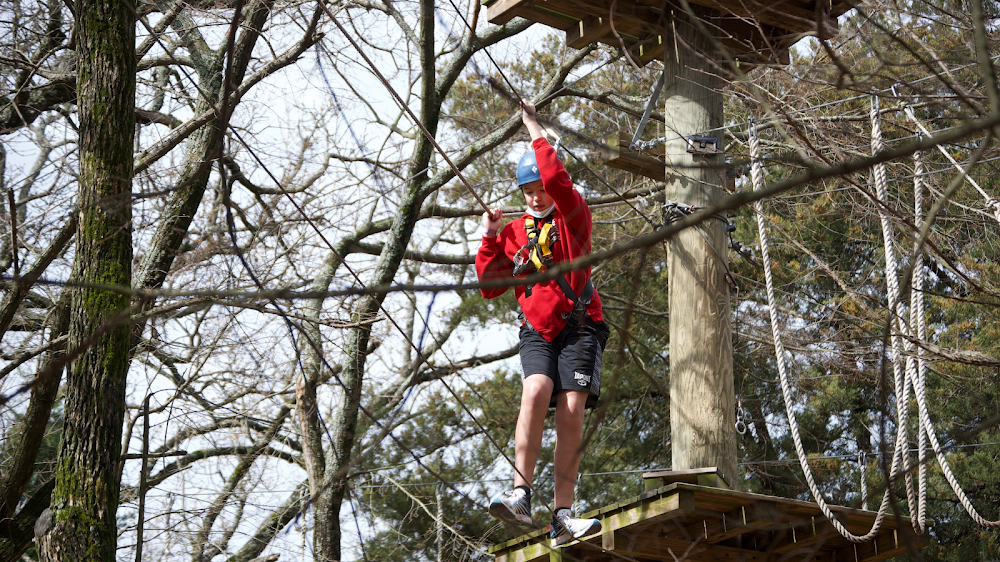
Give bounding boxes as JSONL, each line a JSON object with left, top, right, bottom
{"left": 566, "top": 15, "right": 611, "bottom": 48}
{"left": 643, "top": 468, "right": 731, "bottom": 491}
{"left": 684, "top": 500, "right": 779, "bottom": 543}
{"left": 516, "top": 4, "right": 580, "bottom": 29}
{"left": 599, "top": 134, "right": 666, "bottom": 181}
{"left": 601, "top": 488, "right": 694, "bottom": 531}
{"left": 832, "top": 528, "right": 928, "bottom": 562}
{"left": 483, "top": 0, "right": 527, "bottom": 25}
{"left": 629, "top": 34, "right": 665, "bottom": 66}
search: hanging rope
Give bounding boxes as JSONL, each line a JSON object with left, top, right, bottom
{"left": 858, "top": 453, "right": 869, "bottom": 511}
{"left": 910, "top": 147, "right": 928, "bottom": 533}
{"left": 750, "top": 120, "right": 902, "bottom": 543}
{"left": 899, "top": 133, "right": 1000, "bottom": 530}
{"left": 870, "top": 95, "right": 921, "bottom": 529}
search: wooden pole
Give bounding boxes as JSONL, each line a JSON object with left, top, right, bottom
{"left": 662, "top": 15, "right": 737, "bottom": 489}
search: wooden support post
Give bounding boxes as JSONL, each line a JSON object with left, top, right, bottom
{"left": 663, "top": 15, "right": 737, "bottom": 490}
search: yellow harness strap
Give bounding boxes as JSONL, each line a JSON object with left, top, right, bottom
{"left": 525, "top": 217, "right": 556, "bottom": 272}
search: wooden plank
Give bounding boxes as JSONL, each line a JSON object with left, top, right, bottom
{"left": 488, "top": 526, "right": 549, "bottom": 554}
{"left": 484, "top": 0, "right": 528, "bottom": 25}
{"left": 513, "top": 5, "right": 580, "bottom": 29}
{"left": 643, "top": 468, "right": 733, "bottom": 492}
{"left": 832, "top": 528, "right": 929, "bottom": 562}
{"left": 599, "top": 134, "right": 666, "bottom": 181}
{"left": 643, "top": 468, "right": 726, "bottom": 490}
{"left": 499, "top": 539, "right": 550, "bottom": 562}
{"left": 602, "top": 531, "right": 776, "bottom": 562}
{"left": 685, "top": 500, "right": 780, "bottom": 543}
{"left": 566, "top": 15, "right": 611, "bottom": 48}
{"left": 602, "top": 488, "right": 694, "bottom": 531}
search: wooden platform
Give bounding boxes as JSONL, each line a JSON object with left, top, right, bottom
{"left": 488, "top": 478, "right": 927, "bottom": 562}
{"left": 599, "top": 133, "right": 667, "bottom": 180}
{"left": 484, "top": 0, "right": 850, "bottom": 65}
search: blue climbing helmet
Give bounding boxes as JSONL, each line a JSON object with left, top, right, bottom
{"left": 516, "top": 151, "right": 541, "bottom": 186}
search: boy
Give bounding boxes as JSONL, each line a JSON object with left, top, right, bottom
{"left": 476, "top": 100, "right": 610, "bottom": 547}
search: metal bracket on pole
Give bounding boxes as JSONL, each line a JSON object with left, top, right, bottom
{"left": 629, "top": 67, "right": 667, "bottom": 151}
{"left": 685, "top": 135, "right": 721, "bottom": 156}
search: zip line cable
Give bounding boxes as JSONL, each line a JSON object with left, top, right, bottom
{"left": 103, "top": 1, "right": 1000, "bottom": 553}
{"left": 132, "top": 439, "right": 1000, "bottom": 496}
{"left": 324, "top": 8, "right": 490, "bottom": 213}
{"left": 316, "top": 9, "right": 648, "bottom": 561}
{"left": 312, "top": 10, "right": 645, "bottom": 561}
{"left": 893, "top": 84, "right": 1000, "bottom": 224}
{"left": 17, "top": 8, "right": 968, "bottom": 556}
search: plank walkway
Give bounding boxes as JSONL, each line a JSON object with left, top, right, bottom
{"left": 489, "top": 470, "right": 927, "bottom": 562}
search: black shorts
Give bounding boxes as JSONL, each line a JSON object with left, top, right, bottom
{"left": 518, "top": 318, "right": 611, "bottom": 409}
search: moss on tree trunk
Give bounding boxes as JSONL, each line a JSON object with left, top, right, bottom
{"left": 35, "top": 0, "right": 134, "bottom": 557}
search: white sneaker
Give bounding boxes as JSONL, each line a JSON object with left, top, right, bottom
{"left": 549, "top": 509, "right": 601, "bottom": 547}
{"left": 489, "top": 488, "right": 532, "bottom": 526}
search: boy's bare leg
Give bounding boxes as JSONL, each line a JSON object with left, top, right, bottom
{"left": 514, "top": 374, "right": 554, "bottom": 489}
{"left": 553, "top": 390, "right": 588, "bottom": 508}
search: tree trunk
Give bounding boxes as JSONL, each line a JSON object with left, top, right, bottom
{"left": 35, "top": 0, "right": 135, "bottom": 556}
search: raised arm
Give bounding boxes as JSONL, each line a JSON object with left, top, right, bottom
{"left": 520, "top": 100, "right": 590, "bottom": 232}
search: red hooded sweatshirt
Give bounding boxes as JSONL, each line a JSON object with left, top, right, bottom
{"left": 476, "top": 137, "right": 603, "bottom": 342}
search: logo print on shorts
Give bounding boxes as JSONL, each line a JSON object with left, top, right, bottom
{"left": 574, "top": 371, "right": 590, "bottom": 386}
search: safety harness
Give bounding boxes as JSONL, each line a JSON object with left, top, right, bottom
{"left": 512, "top": 217, "right": 558, "bottom": 276}
{"left": 513, "top": 217, "right": 595, "bottom": 327}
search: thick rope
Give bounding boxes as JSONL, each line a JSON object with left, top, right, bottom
{"left": 870, "top": 96, "right": 921, "bottom": 528}
{"left": 911, "top": 148, "right": 928, "bottom": 533}
{"left": 909, "top": 332, "right": 1000, "bottom": 527}
{"left": 859, "top": 453, "right": 869, "bottom": 511}
{"left": 903, "top": 144, "right": 1000, "bottom": 528}
{"left": 750, "top": 123, "right": 898, "bottom": 542}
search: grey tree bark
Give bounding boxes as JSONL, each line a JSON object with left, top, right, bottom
{"left": 35, "top": 0, "right": 135, "bottom": 556}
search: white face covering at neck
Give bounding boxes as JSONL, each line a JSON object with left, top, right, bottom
{"left": 526, "top": 203, "right": 555, "bottom": 219}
